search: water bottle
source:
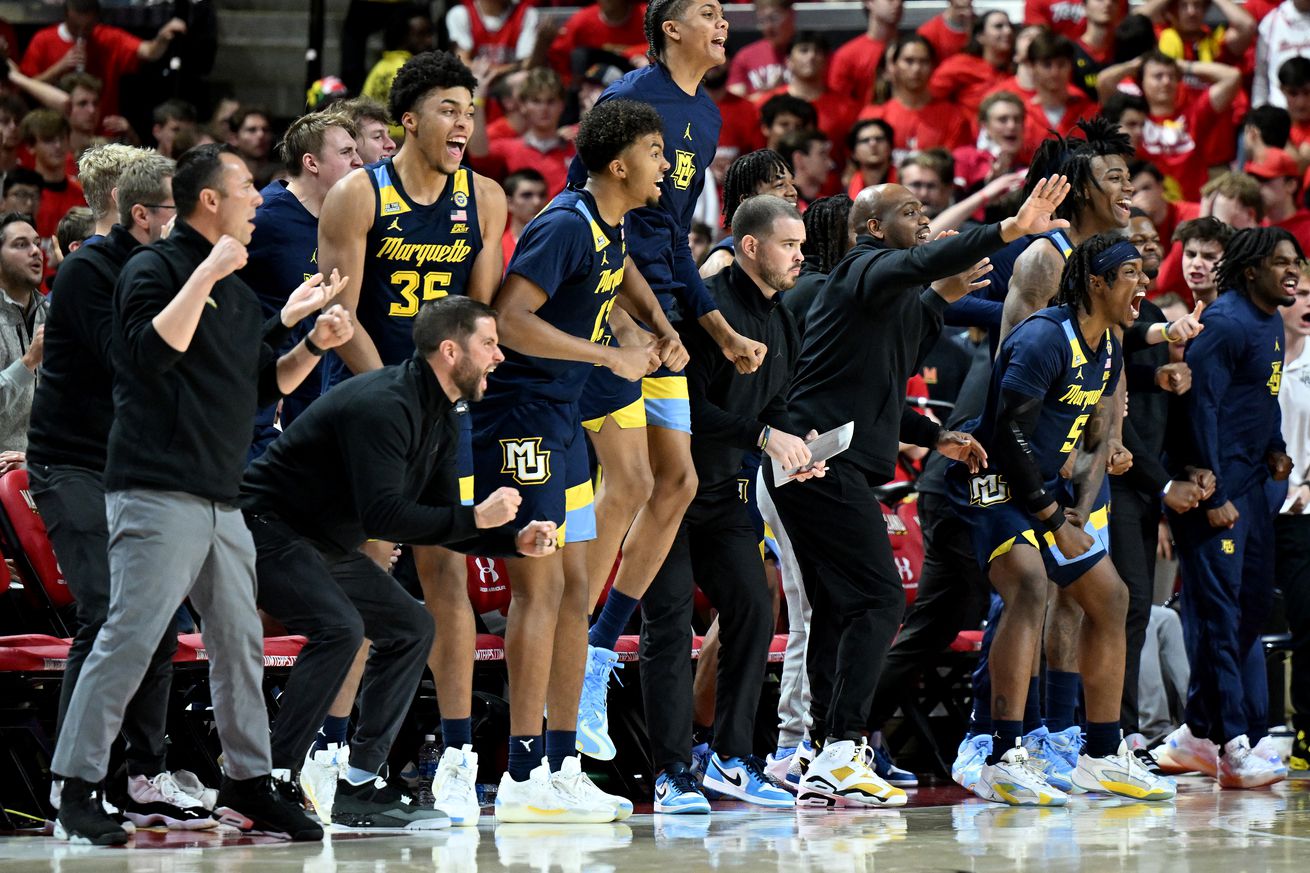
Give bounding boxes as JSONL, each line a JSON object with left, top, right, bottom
{"left": 416, "top": 734, "right": 439, "bottom": 805}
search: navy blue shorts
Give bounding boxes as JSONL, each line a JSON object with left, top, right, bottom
{"left": 470, "top": 399, "right": 596, "bottom": 546}
{"left": 456, "top": 407, "right": 474, "bottom": 507}
{"left": 947, "top": 474, "right": 1111, "bottom": 587}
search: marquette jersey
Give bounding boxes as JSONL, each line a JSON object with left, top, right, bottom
{"left": 955, "top": 304, "right": 1122, "bottom": 503}
{"left": 566, "top": 63, "right": 720, "bottom": 321}
{"left": 482, "top": 188, "right": 626, "bottom": 407}
{"left": 326, "top": 160, "right": 482, "bottom": 388}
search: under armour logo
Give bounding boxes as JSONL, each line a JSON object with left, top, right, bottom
{"left": 475, "top": 557, "right": 500, "bottom": 585}
{"left": 518, "top": 738, "right": 535, "bottom": 752}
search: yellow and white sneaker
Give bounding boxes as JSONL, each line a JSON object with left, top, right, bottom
{"left": 1072, "top": 741, "right": 1176, "bottom": 800}
{"left": 974, "top": 743, "right": 1068, "bottom": 807}
{"left": 495, "top": 759, "right": 613, "bottom": 824}
{"left": 796, "top": 739, "right": 907, "bottom": 808}
{"left": 550, "top": 756, "right": 631, "bottom": 821}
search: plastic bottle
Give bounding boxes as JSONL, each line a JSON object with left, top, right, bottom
{"left": 416, "top": 734, "right": 439, "bottom": 805}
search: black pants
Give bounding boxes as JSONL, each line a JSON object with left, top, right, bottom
{"left": 867, "top": 493, "right": 988, "bottom": 730}
{"left": 247, "top": 512, "right": 435, "bottom": 774}
{"left": 28, "top": 463, "right": 174, "bottom": 777}
{"left": 767, "top": 459, "right": 904, "bottom": 741}
{"left": 641, "top": 479, "right": 774, "bottom": 769}
{"left": 1275, "top": 513, "right": 1310, "bottom": 733}
{"left": 1109, "top": 482, "right": 1160, "bottom": 734}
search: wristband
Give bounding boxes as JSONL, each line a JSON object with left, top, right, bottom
{"left": 758, "top": 425, "right": 771, "bottom": 450}
{"left": 1162, "top": 480, "right": 1175, "bottom": 498}
{"left": 304, "top": 336, "right": 326, "bottom": 357}
{"left": 1161, "top": 321, "right": 1180, "bottom": 343}
{"left": 1038, "top": 508, "right": 1067, "bottom": 534}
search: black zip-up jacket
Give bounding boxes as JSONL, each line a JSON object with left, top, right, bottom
{"left": 787, "top": 223, "right": 1008, "bottom": 482}
{"left": 682, "top": 262, "right": 801, "bottom": 490}
{"left": 105, "top": 220, "right": 288, "bottom": 501}
{"left": 28, "top": 225, "right": 140, "bottom": 471}
{"left": 241, "top": 355, "right": 520, "bottom": 560}
{"left": 781, "top": 259, "right": 827, "bottom": 336}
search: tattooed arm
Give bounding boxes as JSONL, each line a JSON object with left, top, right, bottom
{"left": 999, "top": 243, "right": 1064, "bottom": 347}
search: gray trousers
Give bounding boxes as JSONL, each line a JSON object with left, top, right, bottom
{"left": 756, "top": 465, "right": 811, "bottom": 748}
{"left": 51, "top": 489, "right": 271, "bottom": 783}
{"left": 1138, "top": 605, "right": 1191, "bottom": 744}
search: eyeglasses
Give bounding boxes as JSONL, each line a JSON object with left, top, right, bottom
{"left": 142, "top": 203, "right": 177, "bottom": 211}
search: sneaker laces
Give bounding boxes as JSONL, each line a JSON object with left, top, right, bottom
{"left": 152, "top": 772, "right": 204, "bottom": 809}
{"left": 741, "top": 755, "right": 774, "bottom": 787}
{"left": 664, "top": 768, "right": 700, "bottom": 796}
{"left": 581, "top": 657, "right": 623, "bottom": 717}
{"left": 433, "top": 755, "right": 475, "bottom": 801}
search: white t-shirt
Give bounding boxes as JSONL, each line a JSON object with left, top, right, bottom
{"left": 1278, "top": 338, "right": 1310, "bottom": 513}
{"left": 1254, "top": 1, "right": 1310, "bottom": 109}
{"left": 445, "top": 2, "right": 539, "bottom": 61}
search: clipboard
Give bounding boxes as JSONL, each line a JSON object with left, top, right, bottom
{"left": 771, "top": 421, "right": 854, "bottom": 485}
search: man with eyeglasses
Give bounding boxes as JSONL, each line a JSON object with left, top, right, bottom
{"left": 847, "top": 119, "right": 895, "bottom": 199}
{"left": 899, "top": 151, "right": 953, "bottom": 219}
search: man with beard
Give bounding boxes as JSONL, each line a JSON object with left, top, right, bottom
{"left": 644, "top": 195, "right": 810, "bottom": 813}
{"left": 0, "top": 214, "right": 48, "bottom": 453}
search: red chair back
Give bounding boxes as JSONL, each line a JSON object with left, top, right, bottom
{"left": 467, "top": 556, "right": 511, "bottom": 615}
{"left": 883, "top": 497, "right": 924, "bottom": 606}
{"left": 0, "top": 469, "right": 72, "bottom": 609}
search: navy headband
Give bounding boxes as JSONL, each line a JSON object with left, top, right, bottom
{"left": 1091, "top": 239, "right": 1142, "bottom": 275}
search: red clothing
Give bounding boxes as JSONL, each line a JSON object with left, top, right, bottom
{"left": 1275, "top": 210, "right": 1310, "bottom": 253}
{"left": 1139, "top": 89, "right": 1225, "bottom": 202}
{"left": 917, "top": 15, "right": 970, "bottom": 62}
{"left": 548, "top": 3, "right": 646, "bottom": 74}
{"left": 858, "top": 98, "right": 969, "bottom": 159}
{"left": 716, "top": 91, "right": 765, "bottom": 157}
{"left": 847, "top": 166, "right": 895, "bottom": 198}
{"left": 35, "top": 177, "right": 86, "bottom": 240}
{"left": 1156, "top": 199, "right": 1200, "bottom": 248}
{"left": 829, "top": 34, "right": 887, "bottom": 105}
{"left": 1024, "top": 0, "right": 1087, "bottom": 40}
{"left": 484, "top": 115, "right": 520, "bottom": 142}
{"left": 1023, "top": 90, "right": 1098, "bottom": 140}
{"left": 1291, "top": 121, "right": 1310, "bottom": 151}
{"left": 502, "top": 227, "right": 518, "bottom": 271}
{"left": 728, "top": 39, "right": 788, "bottom": 95}
{"left": 20, "top": 23, "right": 141, "bottom": 118}
{"left": 462, "top": 0, "right": 534, "bottom": 66}
{"left": 1151, "top": 243, "right": 1192, "bottom": 305}
{"left": 485, "top": 136, "right": 574, "bottom": 196}
{"left": 755, "top": 85, "right": 860, "bottom": 165}
{"left": 929, "top": 54, "right": 1010, "bottom": 122}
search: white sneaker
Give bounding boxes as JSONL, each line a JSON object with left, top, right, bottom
{"left": 495, "top": 759, "right": 612, "bottom": 824}
{"left": 1250, "top": 736, "right": 1290, "bottom": 777}
{"left": 170, "top": 769, "right": 219, "bottom": 810}
{"left": 1156, "top": 724, "right": 1218, "bottom": 776}
{"left": 1218, "top": 735, "right": 1285, "bottom": 789}
{"left": 432, "top": 744, "right": 481, "bottom": 826}
{"left": 125, "top": 773, "right": 218, "bottom": 829}
{"left": 766, "top": 741, "right": 812, "bottom": 792}
{"left": 551, "top": 756, "right": 627, "bottom": 821}
{"left": 796, "top": 739, "right": 906, "bottom": 808}
{"left": 300, "top": 744, "right": 348, "bottom": 825}
{"left": 973, "top": 744, "right": 1068, "bottom": 806}
{"left": 1071, "top": 740, "right": 1176, "bottom": 800}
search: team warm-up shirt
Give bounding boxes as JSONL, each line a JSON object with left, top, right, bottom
{"left": 324, "top": 160, "right": 482, "bottom": 388}
{"left": 481, "top": 187, "right": 626, "bottom": 407}
{"left": 960, "top": 304, "right": 1122, "bottom": 498}
{"left": 566, "top": 63, "right": 719, "bottom": 322}
{"left": 1179, "top": 290, "right": 1288, "bottom": 507}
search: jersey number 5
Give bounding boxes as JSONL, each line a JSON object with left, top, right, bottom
{"left": 389, "top": 270, "right": 453, "bottom": 317}
{"left": 588, "top": 296, "right": 618, "bottom": 345}
{"left": 1060, "top": 413, "right": 1090, "bottom": 454}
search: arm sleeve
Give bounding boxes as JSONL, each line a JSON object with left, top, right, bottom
{"left": 944, "top": 295, "right": 1004, "bottom": 328}
{"left": 683, "top": 319, "right": 761, "bottom": 449}
{"left": 55, "top": 260, "right": 116, "bottom": 368}
{"left": 673, "top": 217, "right": 720, "bottom": 320}
{"left": 857, "top": 223, "right": 1006, "bottom": 308}
{"left": 114, "top": 253, "right": 186, "bottom": 373}
{"left": 1184, "top": 315, "right": 1237, "bottom": 507}
{"left": 900, "top": 405, "right": 944, "bottom": 448}
{"left": 0, "top": 357, "right": 34, "bottom": 418}
{"left": 993, "top": 388, "right": 1057, "bottom": 514}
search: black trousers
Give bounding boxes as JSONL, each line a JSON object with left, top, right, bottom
{"left": 247, "top": 512, "right": 435, "bottom": 774}
{"left": 1275, "top": 513, "right": 1310, "bottom": 733}
{"left": 867, "top": 493, "right": 988, "bottom": 730}
{"left": 1109, "top": 482, "right": 1160, "bottom": 734}
{"left": 766, "top": 459, "right": 905, "bottom": 741}
{"left": 28, "top": 463, "right": 174, "bottom": 777}
{"left": 641, "top": 479, "right": 774, "bottom": 770}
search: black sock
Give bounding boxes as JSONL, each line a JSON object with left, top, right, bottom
{"left": 1085, "top": 722, "right": 1121, "bottom": 758}
{"left": 507, "top": 735, "right": 541, "bottom": 782}
{"left": 987, "top": 720, "right": 1023, "bottom": 766}
{"left": 1023, "top": 677, "right": 1043, "bottom": 734}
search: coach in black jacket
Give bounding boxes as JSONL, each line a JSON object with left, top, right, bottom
{"left": 241, "top": 296, "right": 557, "bottom": 811}
{"left": 764, "top": 177, "right": 1072, "bottom": 801}
{"left": 640, "top": 196, "right": 816, "bottom": 801}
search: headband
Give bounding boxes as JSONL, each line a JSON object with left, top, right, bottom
{"left": 1091, "top": 239, "right": 1142, "bottom": 275}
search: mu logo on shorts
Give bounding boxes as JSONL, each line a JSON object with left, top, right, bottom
{"left": 500, "top": 438, "right": 551, "bottom": 486}
{"left": 969, "top": 474, "right": 1011, "bottom": 506}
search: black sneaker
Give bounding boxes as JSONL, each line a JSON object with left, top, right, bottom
{"left": 54, "top": 778, "right": 129, "bottom": 846}
{"left": 123, "top": 773, "right": 217, "bottom": 830}
{"left": 332, "top": 776, "right": 451, "bottom": 830}
{"left": 215, "top": 774, "right": 324, "bottom": 841}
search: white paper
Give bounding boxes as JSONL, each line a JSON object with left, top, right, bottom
{"left": 771, "top": 421, "right": 854, "bottom": 485}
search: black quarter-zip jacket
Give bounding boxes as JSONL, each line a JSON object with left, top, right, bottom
{"left": 786, "top": 223, "right": 1009, "bottom": 482}
{"left": 681, "top": 261, "right": 801, "bottom": 490}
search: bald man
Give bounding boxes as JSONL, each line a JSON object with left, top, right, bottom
{"left": 767, "top": 177, "right": 1073, "bottom": 808}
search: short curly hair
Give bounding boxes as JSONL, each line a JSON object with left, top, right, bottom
{"left": 388, "top": 50, "right": 478, "bottom": 122}
{"left": 575, "top": 99, "right": 664, "bottom": 174}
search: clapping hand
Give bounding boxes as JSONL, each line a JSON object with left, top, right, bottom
{"left": 282, "top": 268, "right": 348, "bottom": 327}
{"left": 1008, "top": 175, "right": 1072, "bottom": 237}
{"left": 308, "top": 304, "right": 353, "bottom": 351}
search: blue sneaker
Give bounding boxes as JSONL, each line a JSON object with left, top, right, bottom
{"left": 702, "top": 753, "right": 794, "bottom": 808}
{"left": 952, "top": 734, "right": 991, "bottom": 791}
{"left": 1043, "top": 726, "right": 1085, "bottom": 791}
{"left": 654, "top": 765, "right": 711, "bottom": 814}
{"left": 765, "top": 740, "right": 812, "bottom": 789}
{"left": 1022, "top": 726, "right": 1075, "bottom": 793}
{"left": 576, "top": 646, "right": 620, "bottom": 760}
{"left": 690, "top": 742, "right": 722, "bottom": 799}
{"left": 870, "top": 734, "right": 918, "bottom": 788}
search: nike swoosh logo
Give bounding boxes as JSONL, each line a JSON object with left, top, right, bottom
{"left": 722, "top": 770, "right": 744, "bottom": 788}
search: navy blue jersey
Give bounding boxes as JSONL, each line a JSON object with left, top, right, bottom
{"left": 566, "top": 63, "right": 719, "bottom": 323}
{"left": 961, "top": 304, "right": 1122, "bottom": 495}
{"left": 1180, "top": 291, "right": 1287, "bottom": 506}
{"left": 326, "top": 160, "right": 483, "bottom": 387}
{"left": 482, "top": 188, "right": 626, "bottom": 406}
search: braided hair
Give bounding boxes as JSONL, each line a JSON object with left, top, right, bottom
{"left": 721, "top": 149, "right": 791, "bottom": 229}
{"left": 801, "top": 194, "right": 853, "bottom": 274}
{"left": 1026, "top": 115, "right": 1133, "bottom": 224}
{"left": 1057, "top": 232, "right": 1132, "bottom": 316}
{"left": 1215, "top": 227, "right": 1303, "bottom": 296}
{"left": 645, "top": 0, "right": 696, "bottom": 62}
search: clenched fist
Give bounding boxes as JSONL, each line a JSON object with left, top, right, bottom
{"left": 475, "top": 486, "right": 521, "bottom": 528}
